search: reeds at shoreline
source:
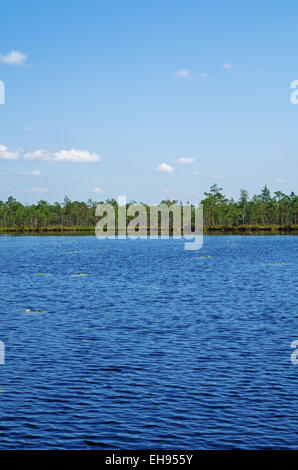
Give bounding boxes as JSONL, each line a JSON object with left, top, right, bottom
{"left": 0, "top": 224, "right": 297, "bottom": 234}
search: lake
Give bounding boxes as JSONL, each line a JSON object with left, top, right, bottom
{"left": 0, "top": 235, "right": 297, "bottom": 449}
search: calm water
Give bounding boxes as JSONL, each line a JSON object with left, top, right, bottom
{"left": 0, "top": 235, "right": 297, "bottom": 449}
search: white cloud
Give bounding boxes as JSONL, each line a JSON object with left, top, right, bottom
{"left": 92, "top": 187, "right": 106, "bottom": 194}
{"left": 157, "top": 163, "right": 174, "bottom": 173}
{"left": 0, "top": 145, "right": 20, "bottom": 160}
{"left": 175, "top": 69, "right": 191, "bottom": 80}
{"left": 275, "top": 178, "right": 291, "bottom": 183}
{"left": 24, "top": 126, "right": 33, "bottom": 132}
{"left": 54, "top": 149, "right": 101, "bottom": 162}
{"left": 24, "top": 149, "right": 52, "bottom": 161}
{"left": 213, "top": 174, "right": 228, "bottom": 179}
{"left": 192, "top": 171, "right": 199, "bottom": 175}
{"left": 177, "top": 157, "right": 196, "bottom": 164}
{"left": 24, "top": 148, "right": 102, "bottom": 162}
{"left": 200, "top": 72, "right": 208, "bottom": 78}
{"left": 19, "top": 170, "right": 41, "bottom": 176}
{"left": 0, "top": 50, "right": 27, "bottom": 66}
{"left": 223, "top": 63, "right": 232, "bottom": 70}
{"left": 0, "top": 172, "right": 8, "bottom": 176}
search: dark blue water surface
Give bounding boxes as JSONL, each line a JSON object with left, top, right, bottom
{"left": 0, "top": 235, "right": 297, "bottom": 449}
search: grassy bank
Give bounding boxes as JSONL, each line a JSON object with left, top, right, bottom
{"left": 0, "top": 224, "right": 297, "bottom": 234}
{"left": 0, "top": 226, "right": 95, "bottom": 233}
{"left": 204, "top": 224, "right": 298, "bottom": 233}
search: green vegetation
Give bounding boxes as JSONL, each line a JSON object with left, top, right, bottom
{"left": 0, "top": 185, "right": 297, "bottom": 234}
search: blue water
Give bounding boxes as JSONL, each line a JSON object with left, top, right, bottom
{"left": 0, "top": 235, "right": 297, "bottom": 449}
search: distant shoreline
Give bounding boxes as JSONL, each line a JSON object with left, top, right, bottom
{"left": 1, "top": 186, "right": 297, "bottom": 234}
{"left": 0, "top": 224, "right": 297, "bottom": 235}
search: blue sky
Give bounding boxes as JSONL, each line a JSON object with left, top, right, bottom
{"left": 0, "top": 0, "right": 297, "bottom": 204}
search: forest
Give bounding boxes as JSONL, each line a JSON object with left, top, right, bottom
{"left": 0, "top": 185, "right": 297, "bottom": 233}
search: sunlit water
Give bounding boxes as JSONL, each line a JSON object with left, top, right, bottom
{"left": 0, "top": 235, "right": 297, "bottom": 449}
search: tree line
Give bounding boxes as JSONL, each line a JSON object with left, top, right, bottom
{"left": 0, "top": 185, "right": 297, "bottom": 232}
